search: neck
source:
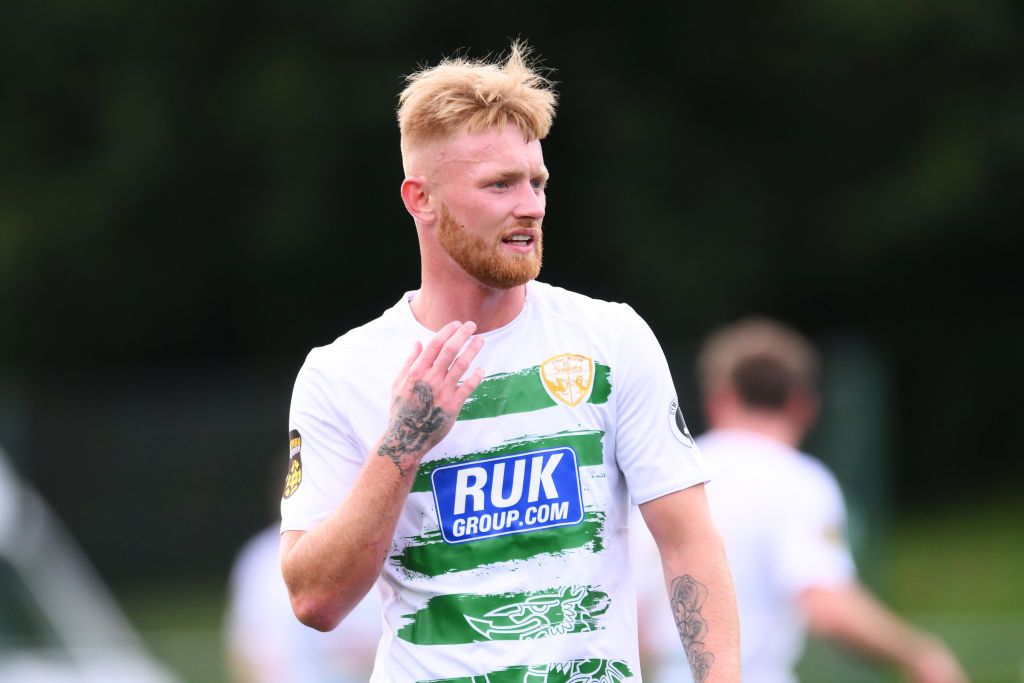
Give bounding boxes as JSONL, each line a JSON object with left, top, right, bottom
{"left": 411, "top": 270, "right": 528, "bottom": 333}
{"left": 710, "top": 411, "right": 804, "bottom": 448}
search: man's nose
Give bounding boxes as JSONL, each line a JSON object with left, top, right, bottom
{"left": 514, "top": 183, "right": 545, "bottom": 221}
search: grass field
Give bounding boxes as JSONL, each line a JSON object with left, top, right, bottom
{"left": 119, "top": 499, "right": 1024, "bottom": 683}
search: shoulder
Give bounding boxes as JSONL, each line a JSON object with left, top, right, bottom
{"left": 301, "top": 296, "right": 411, "bottom": 376}
{"left": 700, "top": 431, "right": 840, "bottom": 491}
{"left": 229, "top": 526, "right": 281, "bottom": 586}
{"left": 790, "top": 450, "right": 845, "bottom": 503}
{"left": 758, "top": 443, "right": 846, "bottom": 512}
{"left": 529, "top": 280, "right": 640, "bottom": 330}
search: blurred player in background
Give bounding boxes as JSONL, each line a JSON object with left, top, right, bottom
{"left": 633, "top": 317, "right": 969, "bottom": 683}
{"left": 224, "top": 458, "right": 381, "bottom": 683}
{"left": 225, "top": 525, "right": 381, "bottom": 683}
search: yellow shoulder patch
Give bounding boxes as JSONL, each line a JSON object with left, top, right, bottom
{"left": 283, "top": 430, "right": 303, "bottom": 499}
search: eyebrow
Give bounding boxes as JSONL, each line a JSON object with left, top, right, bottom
{"left": 492, "top": 168, "right": 549, "bottom": 182}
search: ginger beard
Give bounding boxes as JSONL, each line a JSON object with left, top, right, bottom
{"left": 438, "top": 204, "right": 543, "bottom": 289}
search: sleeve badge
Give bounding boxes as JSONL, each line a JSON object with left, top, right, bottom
{"left": 668, "top": 397, "right": 696, "bottom": 449}
{"left": 283, "top": 430, "right": 303, "bottom": 498}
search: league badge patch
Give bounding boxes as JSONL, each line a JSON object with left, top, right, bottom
{"left": 668, "top": 397, "right": 696, "bottom": 449}
{"left": 540, "top": 353, "right": 595, "bottom": 407}
{"left": 283, "top": 430, "right": 303, "bottom": 498}
{"left": 431, "top": 447, "right": 585, "bottom": 544}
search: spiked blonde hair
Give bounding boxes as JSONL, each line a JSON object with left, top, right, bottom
{"left": 397, "top": 41, "right": 558, "bottom": 169}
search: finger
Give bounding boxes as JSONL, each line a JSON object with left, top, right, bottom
{"left": 446, "top": 334, "right": 485, "bottom": 382}
{"left": 430, "top": 321, "right": 477, "bottom": 377}
{"left": 408, "top": 321, "right": 461, "bottom": 376}
{"left": 455, "top": 366, "right": 486, "bottom": 402}
{"left": 394, "top": 341, "right": 422, "bottom": 386}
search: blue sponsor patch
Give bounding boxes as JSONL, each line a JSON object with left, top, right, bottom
{"left": 431, "top": 447, "right": 585, "bottom": 544}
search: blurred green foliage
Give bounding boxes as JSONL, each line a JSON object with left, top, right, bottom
{"left": 888, "top": 500, "right": 1024, "bottom": 614}
{"left": 1, "top": 0, "right": 1022, "bottom": 566}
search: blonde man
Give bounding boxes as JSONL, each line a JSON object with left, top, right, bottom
{"left": 634, "top": 318, "right": 968, "bottom": 683}
{"left": 280, "top": 43, "right": 739, "bottom": 683}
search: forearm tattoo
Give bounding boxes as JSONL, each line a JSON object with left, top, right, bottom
{"left": 378, "top": 381, "right": 448, "bottom": 477}
{"left": 670, "top": 575, "right": 715, "bottom": 682}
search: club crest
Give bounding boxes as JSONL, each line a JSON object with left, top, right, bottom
{"left": 540, "top": 353, "right": 595, "bottom": 407}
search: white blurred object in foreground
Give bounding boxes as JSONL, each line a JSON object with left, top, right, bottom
{"left": 0, "top": 446, "right": 181, "bottom": 683}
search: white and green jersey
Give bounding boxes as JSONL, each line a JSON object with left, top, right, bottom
{"left": 282, "top": 281, "right": 708, "bottom": 683}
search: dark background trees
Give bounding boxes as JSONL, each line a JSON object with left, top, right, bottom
{"left": 1, "top": 0, "right": 1021, "bottom": 582}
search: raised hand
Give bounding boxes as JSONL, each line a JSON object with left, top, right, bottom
{"left": 377, "top": 321, "right": 485, "bottom": 477}
{"left": 908, "top": 638, "right": 970, "bottom": 683}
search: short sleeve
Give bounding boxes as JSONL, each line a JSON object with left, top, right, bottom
{"left": 280, "top": 349, "right": 366, "bottom": 532}
{"left": 774, "top": 463, "right": 857, "bottom": 593}
{"left": 612, "top": 306, "right": 709, "bottom": 504}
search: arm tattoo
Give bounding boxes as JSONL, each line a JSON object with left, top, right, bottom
{"left": 377, "top": 381, "right": 448, "bottom": 477}
{"left": 670, "top": 575, "right": 715, "bottom": 682}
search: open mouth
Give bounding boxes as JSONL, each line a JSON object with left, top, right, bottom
{"left": 501, "top": 230, "right": 537, "bottom": 248}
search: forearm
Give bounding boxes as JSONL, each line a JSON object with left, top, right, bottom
{"left": 661, "top": 529, "right": 741, "bottom": 683}
{"left": 802, "top": 584, "right": 957, "bottom": 674}
{"left": 281, "top": 440, "right": 420, "bottom": 631}
{"left": 641, "top": 487, "right": 741, "bottom": 683}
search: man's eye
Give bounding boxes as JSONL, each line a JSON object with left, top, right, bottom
{"left": 493, "top": 181, "right": 510, "bottom": 189}
{"left": 531, "top": 179, "right": 546, "bottom": 190}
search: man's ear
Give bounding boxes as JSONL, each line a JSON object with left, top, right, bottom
{"left": 702, "top": 388, "right": 732, "bottom": 428}
{"left": 400, "top": 177, "right": 437, "bottom": 225}
{"left": 792, "top": 392, "right": 820, "bottom": 435}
